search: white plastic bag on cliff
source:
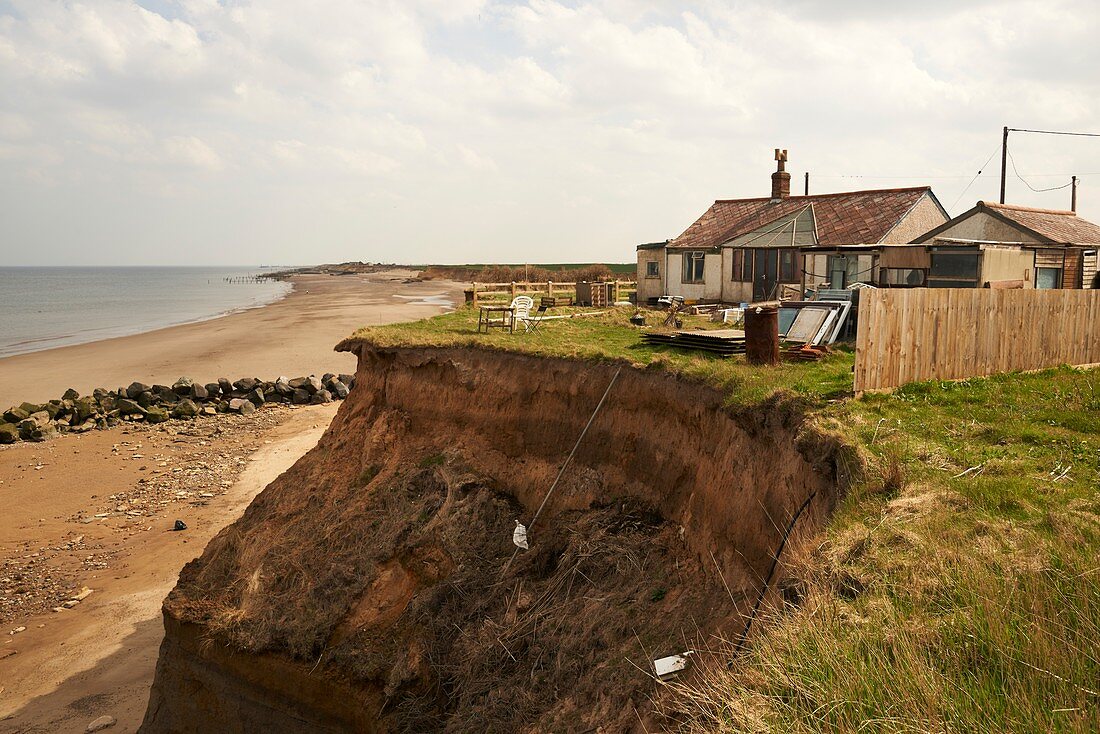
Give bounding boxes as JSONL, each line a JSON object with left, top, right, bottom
{"left": 512, "top": 520, "right": 529, "bottom": 550}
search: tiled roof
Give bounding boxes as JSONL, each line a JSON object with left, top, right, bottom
{"left": 668, "top": 187, "right": 933, "bottom": 249}
{"left": 979, "top": 202, "right": 1100, "bottom": 244}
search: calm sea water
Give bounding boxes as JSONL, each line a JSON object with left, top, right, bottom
{"left": 0, "top": 267, "right": 293, "bottom": 358}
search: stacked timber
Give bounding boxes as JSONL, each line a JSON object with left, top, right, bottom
{"left": 641, "top": 329, "right": 747, "bottom": 357}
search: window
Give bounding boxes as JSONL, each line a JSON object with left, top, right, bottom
{"left": 930, "top": 253, "right": 979, "bottom": 279}
{"left": 779, "top": 249, "right": 798, "bottom": 282}
{"left": 928, "top": 251, "right": 980, "bottom": 288}
{"left": 879, "top": 268, "right": 926, "bottom": 287}
{"left": 731, "top": 249, "right": 752, "bottom": 282}
{"left": 1036, "top": 267, "right": 1062, "bottom": 289}
{"left": 827, "top": 255, "right": 851, "bottom": 289}
{"left": 682, "top": 251, "right": 706, "bottom": 283}
{"left": 645, "top": 261, "right": 660, "bottom": 278}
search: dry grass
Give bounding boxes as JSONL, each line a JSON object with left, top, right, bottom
{"left": 669, "top": 368, "right": 1100, "bottom": 733}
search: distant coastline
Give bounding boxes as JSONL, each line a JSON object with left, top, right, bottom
{"left": 0, "top": 269, "right": 463, "bottom": 409}
{"left": 0, "top": 266, "right": 294, "bottom": 359}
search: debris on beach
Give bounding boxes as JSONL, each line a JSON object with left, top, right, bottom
{"left": 0, "top": 404, "right": 302, "bottom": 624}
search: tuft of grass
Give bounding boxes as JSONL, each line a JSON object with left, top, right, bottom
{"left": 418, "top": 453, "right": 446, "bottom": 469}
{"left": 354, "top": 465, "right": 380, "bottom": 487}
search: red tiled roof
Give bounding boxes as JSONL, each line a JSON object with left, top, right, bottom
{"left": 668, "top": 187, "right": 933, "bottom": 249}
{"left": 978, "top": 202, "right": 1100, "bottom": 244}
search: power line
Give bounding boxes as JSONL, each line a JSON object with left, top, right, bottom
{"left": 1008, "top": 127, "right": 1100, "bottom": 138}
{"left": 1007, "top": 149, "right": 1069, "bottom": 193}
{"left": 951, "top": 143, "right": 1002, "bottom": 212}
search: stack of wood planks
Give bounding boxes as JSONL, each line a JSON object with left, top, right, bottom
{"left": 641, "top": 329, "right": 746, "bottom": 357}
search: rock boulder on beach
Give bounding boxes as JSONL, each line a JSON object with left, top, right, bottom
{"left": 228, "top": 398, "right": 255, "bottom": 415}
{"left": 146, "top": 407, "right": 170, "bottom": 424}
{"left": 171, "top": 400, "right": 200, "bottom": 419}
{"left": 4, "top": 407, "right": 30, "bottom": 424}
{"left": 117, "top": 399, "right": 146, "bottom": 416}
{"left": 233, "top": 377, "right": 259, "bottom": 394}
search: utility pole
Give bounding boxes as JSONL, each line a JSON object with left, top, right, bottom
{"left": 1071, "top": 176, "right": 1078, "bottom": 212}
{"left": 999, "top": 125, "right": 1009, "bottom": 204}
{"left": 804, "top": 171, "right": 809, "bottom": 195}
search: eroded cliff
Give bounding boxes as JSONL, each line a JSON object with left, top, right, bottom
{"left": 140, "top": 346, "right": 851, "bottom": 733}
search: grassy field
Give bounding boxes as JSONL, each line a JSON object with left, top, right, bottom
{"left": 350, "top": 305, "right": 1100, "bottom": 732}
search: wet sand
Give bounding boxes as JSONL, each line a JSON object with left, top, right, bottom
{"left": 0, "top": 269, "right": 463, "bottom": 408}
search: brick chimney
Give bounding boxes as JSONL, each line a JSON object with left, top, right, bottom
{"left": 771, "top": 148, "right": 790, "bottom": 200}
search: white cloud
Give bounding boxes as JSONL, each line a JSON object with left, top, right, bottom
{"left": 1, "top": 0, "right": 1099, "bottom": 265}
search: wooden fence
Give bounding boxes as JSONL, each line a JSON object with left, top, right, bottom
{"left": 854, "top": 288, "right": 1100, "bottom": 393}
{"left": 467, "top": 280, "right": 637, "bottom": 306}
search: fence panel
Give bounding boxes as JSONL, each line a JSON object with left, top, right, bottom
{"left": 854, "top": 289, "right": 1100, "bottom": 392}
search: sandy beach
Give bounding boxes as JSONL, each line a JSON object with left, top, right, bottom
{"left": 0, "top": 270, "right": 460, "bottom": 732}
{"left": 0, "top": 269, "right": 463, "bottom": 409}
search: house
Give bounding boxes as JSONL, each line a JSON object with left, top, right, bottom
{"left": 636, "top": 150, "right": 949, "bottom": 304}
{"left": 913, "top": 201, "right": 1100, "bottom": 289}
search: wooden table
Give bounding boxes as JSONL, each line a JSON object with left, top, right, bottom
{"left": 478, "top": 305, "right": 515, "bottom": 333}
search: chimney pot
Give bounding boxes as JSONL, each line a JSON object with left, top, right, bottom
{"left": 771, "top": 149, "right": 790, "bottom": 199}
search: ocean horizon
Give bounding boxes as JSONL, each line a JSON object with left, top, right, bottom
{"left": 0, "top": 266, "right": 294, "bottom": 359}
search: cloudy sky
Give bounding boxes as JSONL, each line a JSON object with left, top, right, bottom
{"left": 2, "top": 0, "right": 1099, "bottom": 266}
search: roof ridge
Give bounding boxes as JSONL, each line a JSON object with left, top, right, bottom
{"left": 713, "top": 186, "right": 930, "bottom": 204}
{"left": 980, "top": 201, "right": 1076, "bottom": 216}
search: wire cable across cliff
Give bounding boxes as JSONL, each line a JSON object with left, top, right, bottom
{"left": 504, "top": 366, "right": 623, "bottom": 570}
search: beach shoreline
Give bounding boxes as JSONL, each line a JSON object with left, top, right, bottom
{"left": 0, "top": 266, "right": 294, "bottom": 360}
{"left": 0, "top": 269, "right": 463, "bottom": 731}
{"left": 0, "top": 269, "right": 462, "bottom": 408}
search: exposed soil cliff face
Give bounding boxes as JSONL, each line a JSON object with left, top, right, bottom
{"left": 140, "top": 346, "right": 850, "bottom": 733}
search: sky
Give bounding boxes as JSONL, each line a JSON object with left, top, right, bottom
{"left": 2, "top": 0, "right": 1100, "bottom": 266}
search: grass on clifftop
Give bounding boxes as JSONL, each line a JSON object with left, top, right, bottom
{"left": 350, "top": 305, "right": 856, "bottom": 404}
{"left": 351, "top": 305, "right": 1100, "bottom": 732}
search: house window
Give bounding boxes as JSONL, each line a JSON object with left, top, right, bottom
{"left": 731, "top": 249, "right": 752, "bottom": 282}
{"left": 682, "top": 251, "right": 706, "bottom": 283}
{"left": 928, "top": 251, "right": 979, "bottom": 288}
{"left": 1036, "top": 267, "right": 1062, "bottom": 289}
{"left": 645, "top": 261, "right": 660, "bottom": 278}
{"left": 880, "top": 268, "right": 926, "bottom": 287}
{"left": 779, "top": 249, "right": 798, "bottom": 282}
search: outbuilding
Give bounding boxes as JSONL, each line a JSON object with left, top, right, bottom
{"left": 913, "top": 201, "right": 1100, "bottom": 289}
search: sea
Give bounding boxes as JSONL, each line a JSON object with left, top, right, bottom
{"left": 0, "top": 267, "right": 293, "bottom": 358}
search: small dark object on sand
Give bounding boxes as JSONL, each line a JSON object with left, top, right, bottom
{"left": 172, "top": 520, "right": 187, "bottom": 532}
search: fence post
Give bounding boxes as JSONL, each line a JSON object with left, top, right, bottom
{"left": 511, "top": 281, "right": 517, "bottom": 299}
{"left": 472, "top": 282, "right": 478, "bottom": 307}
{"left": 547, "top": 280, "right": 554, "bottom": 297}
{"left": 614, "top": 280, "right": 621, "bottom": 303}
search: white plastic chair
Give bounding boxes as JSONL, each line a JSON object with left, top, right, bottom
{"left": 510, "top": 295, "right": 534, "bottom": 325}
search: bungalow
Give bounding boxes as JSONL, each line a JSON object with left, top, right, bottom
{"left": 636, "top": 150, "right": 949, "bottom": 304}
{"left": 913, "top": 201, "right": 1100, "bottom": 289}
